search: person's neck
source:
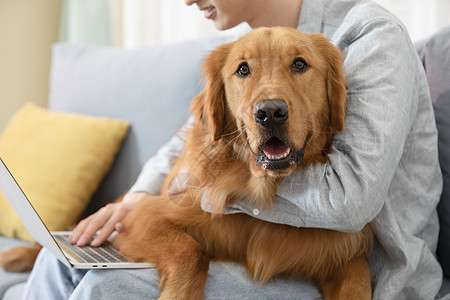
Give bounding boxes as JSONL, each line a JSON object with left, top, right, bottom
{"left": 248, "top": 0, "right": 303, "bottom": 29}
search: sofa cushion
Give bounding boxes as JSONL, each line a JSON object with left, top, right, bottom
{"left": 48, "top": 35, "right": 236, "bottom": 215}
{"left": 418, "top": 26, "right": 450, "bottom": 277}
{"left": 0, "top": 104, "right": 129, "bottom": 242}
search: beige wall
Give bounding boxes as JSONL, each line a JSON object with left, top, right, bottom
{"left": 0, "top": 0, "right": 61, "bottom": 132}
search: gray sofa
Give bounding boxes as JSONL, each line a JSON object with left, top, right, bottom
{"left": 1, "top": 27, "right": 449, "bottom": 299}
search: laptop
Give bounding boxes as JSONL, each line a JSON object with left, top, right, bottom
{"left": 0, "top": 157, "right": 153, "bottom": 269}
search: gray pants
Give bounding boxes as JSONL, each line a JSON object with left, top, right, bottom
{"left": 23, "top": 248, "right": 321, "bottom": 299}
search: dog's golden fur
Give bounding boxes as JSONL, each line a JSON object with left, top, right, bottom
{"left": 116, "top": 27, "right": 373, "bottom": 300}
{"left": 0, "top": 244, "right": 41, "bottom": 272}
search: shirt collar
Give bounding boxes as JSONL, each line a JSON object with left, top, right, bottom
{"left": 297, "top": 0, "right": 326, "bottom": 33}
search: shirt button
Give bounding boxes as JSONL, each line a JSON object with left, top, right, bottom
{"left": 252, "top": 208, "right": 260, "bottom": 216}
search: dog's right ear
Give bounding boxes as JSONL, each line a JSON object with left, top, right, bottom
{"left": 191, "top": 43, "right": 231, "bottom": 142}
{"left": 310, "top": 34, "right": 348, "bottom": 133}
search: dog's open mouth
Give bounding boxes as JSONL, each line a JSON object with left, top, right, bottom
{"left": 256, "top": 135, "right": 310, "bottom": 171}
{"left": 263, "top": 137, "right": 291, "bottom": 160}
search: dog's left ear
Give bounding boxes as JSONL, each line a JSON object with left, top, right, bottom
{"left": 191, "top": 43, "right": 232, "bottom": 142}
{"left": 312, "top": 34, "right": 348, "bottom": 132}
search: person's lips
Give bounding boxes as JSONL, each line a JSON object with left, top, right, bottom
{"left": 201, "top": 6, "right": 216, "bottom": 19}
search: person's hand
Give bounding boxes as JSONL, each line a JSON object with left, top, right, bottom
{"left": 69, "top": 192, "right": 148, "bottom": 247}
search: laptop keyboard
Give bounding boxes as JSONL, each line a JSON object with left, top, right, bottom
{"left": 54, "top": 234, "right": 129, "bottom": 263}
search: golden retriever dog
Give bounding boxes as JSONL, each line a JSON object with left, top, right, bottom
{"left": 116, "top": 27, "right": 373, "bottom": 300}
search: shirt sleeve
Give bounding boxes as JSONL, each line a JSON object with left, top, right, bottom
{"left": 128, "top": 116, "right": 193, "bottom": 195}
{"left": 227, "top": 20, "right": 422, "bottom": 232}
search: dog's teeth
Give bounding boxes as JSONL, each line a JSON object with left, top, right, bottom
{"left": 263, "top": 148, "right": 291, "bottom": 160}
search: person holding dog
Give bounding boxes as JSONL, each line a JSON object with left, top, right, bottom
{"left": 23, "top": 0, "right": 443, "bottom": 299}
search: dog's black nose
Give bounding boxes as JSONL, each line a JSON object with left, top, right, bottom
{"left": 253, "top": 99, "right": 289, "bottom": 128}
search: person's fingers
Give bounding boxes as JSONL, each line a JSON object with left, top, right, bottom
{"left": 91, "top": 203, "right": 134, "bottom": 246}
{"left": 68, "top": 197, "right": 141, "bottom": 247}
{"left": 77, "top": 205, "right": 115, "bottom": 246}
{"left": 69, "top": 217, "right": 90, "bottom": 244}
{"left": 90, "top": 224, "right": 115, "bottom": 247}
{"left": 70, "top": 204, "right": 115, "bottom": 246}
{"left": 90, "top": 211, "right": 124, "bottom": 246}
{"left": 115, "top": 222, "right": 124, "bottom": 233}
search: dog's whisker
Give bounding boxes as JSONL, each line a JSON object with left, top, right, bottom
{"left": 219, "top": 128, "right": 241, "bottom": 138}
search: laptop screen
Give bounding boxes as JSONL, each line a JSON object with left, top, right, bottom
{"left": 0, "top": 158, "right": 72, "bottom": 268}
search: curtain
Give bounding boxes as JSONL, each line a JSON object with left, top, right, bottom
{"left": 372, "top": 0, "right": 450, "bottom": 41}
{"left": 59, "top": 0, "right": 111, "bottom": 46}
{"left": 59, "top": 0, "right": 450, "bottom": 48}
{"left": 117, "top": 0, "right": 222, "bottom": 48}
{"left": 59, "top": 0, "right": 234, "bottom": 48}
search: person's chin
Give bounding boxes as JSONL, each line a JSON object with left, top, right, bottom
{"left": 212, "top": 19, "right": 238, "bottom": 31}
{"left": 214, "top": 23, "right": 228, "bottom": 30}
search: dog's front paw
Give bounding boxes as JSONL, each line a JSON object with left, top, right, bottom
{"left": 0, "top": 245, "right": 42, "bottom": 272}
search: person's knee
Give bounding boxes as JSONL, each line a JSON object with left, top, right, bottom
{"left": 34, "top": 247, "right": 57, "bottom": 267}
{"left": 72, "top": 268, "right": 160, "bottom": 299}
{"left": 204, "top": 262, "right": 321, "bottom": 299}
{"left": 24, "top": 248, "right": 78, "bottom": 300}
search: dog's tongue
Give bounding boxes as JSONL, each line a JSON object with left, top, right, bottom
{"left": 263, "top": 137, "right": 290, "bottom": 158}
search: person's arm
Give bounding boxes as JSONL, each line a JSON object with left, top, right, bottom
{"left": 227, "top": 21, "right": 423, "bottom": 232}
{"left": 69, "top": 117, "right": 192, "bottom": 246}
{"left": 128, "top": 118, "right": 191, "bottom": 195}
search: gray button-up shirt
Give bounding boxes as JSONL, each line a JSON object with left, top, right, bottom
{"left": 131, "top": 0, "right": 443, "bottom": 299}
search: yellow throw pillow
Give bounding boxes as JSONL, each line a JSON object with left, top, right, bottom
{"left": 0, "top": 103, "right": 130, "bottom": 242}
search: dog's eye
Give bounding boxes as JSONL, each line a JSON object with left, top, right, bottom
{"left": 236, "top": 62, "right": 251, "bottom": 77}
{"left": 291, "top": 58, "right": 308, "bottom": 73}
